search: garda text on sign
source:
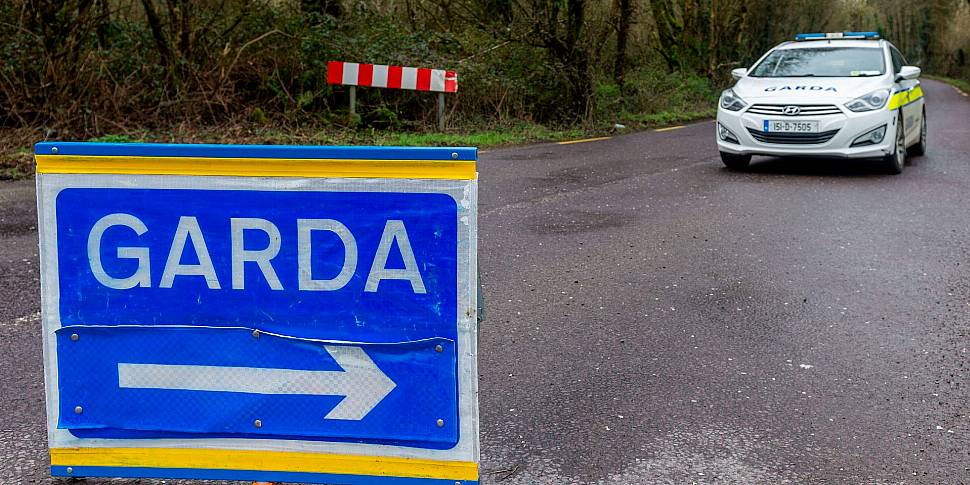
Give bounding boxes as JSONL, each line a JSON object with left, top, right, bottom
{"left": 35, "top": 142, "right": 479, "bottom": 484}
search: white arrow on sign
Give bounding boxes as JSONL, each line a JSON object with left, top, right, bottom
{"left": 117, "top": 345, "right": 396, "bottom": 420}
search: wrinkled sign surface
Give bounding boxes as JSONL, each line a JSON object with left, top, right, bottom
{"left": 35, "top": 142, "right": 479, "bottom": 484}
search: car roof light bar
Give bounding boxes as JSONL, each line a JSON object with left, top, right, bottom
{"left": 795, "top": 32, "right": 880, "bottom": 41}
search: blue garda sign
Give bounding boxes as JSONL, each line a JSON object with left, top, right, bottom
{"left": 36, "top": 142, "right": 479, "bottom": 484}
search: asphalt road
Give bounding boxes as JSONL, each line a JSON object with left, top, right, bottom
{"left": 2, "top": 78, "right": 969, "bottom": 484}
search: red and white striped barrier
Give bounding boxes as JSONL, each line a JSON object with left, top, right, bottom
{"left": 327, "top": 61, "right": 458, "bottom": 93}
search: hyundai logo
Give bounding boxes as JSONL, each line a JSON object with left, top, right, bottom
{"left": 782, "top": 105, "right": 801, "bottom": 116}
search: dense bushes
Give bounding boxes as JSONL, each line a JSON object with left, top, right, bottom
{"left": 0, "top": 0, "right": 967, "bottom": 138}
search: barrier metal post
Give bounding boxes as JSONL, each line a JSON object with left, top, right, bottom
{"left": 437, "top": 92, "right": 445, "bottom": 131}
{"left": 349, "top": 85, "right": 357, "bottom": 123}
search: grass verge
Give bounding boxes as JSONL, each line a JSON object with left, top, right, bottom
{"left": 925, "top": 74, "right": 970, "bottom": 95}
{"left": 0, "top": 108, "right": 715, "bottom": 180}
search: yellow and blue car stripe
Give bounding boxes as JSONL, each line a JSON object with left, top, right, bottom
{"left": 888, "top": 84, "right": 924, "bottom": 111}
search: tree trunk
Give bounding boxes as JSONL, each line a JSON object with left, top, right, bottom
{"left": 564, "top": 0, "right": 591, "bottom": 118}
{"left": 141, "top": 0, "right": 173, "bottom": 69}
{"left": 613, "top": 0, "right": 633, "bottom": 86}
{"left": 649, "top": 0, "right": 681, "bottom": 71}
{"left": 481, "top": 0, "right": 513, "bottom": 26}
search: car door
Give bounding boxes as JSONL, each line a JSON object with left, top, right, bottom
{"left": 890, "top": 46, "right": 921, "bottom": 145}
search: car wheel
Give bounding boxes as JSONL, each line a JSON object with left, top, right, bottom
{"left": 883, "top": 113, "right": 906, "bottom": 174}
{"left": 907, "top": 108, "right": 927, "bottom": 157}
{"left": 720, "top": 152, "right": 751, "bottom": 171}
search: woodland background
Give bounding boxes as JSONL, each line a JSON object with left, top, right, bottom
{"left": 1, "top": 0, "right": 969, "bottom": 174}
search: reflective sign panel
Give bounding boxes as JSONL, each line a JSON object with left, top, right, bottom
{"left": 36, "top": 142, "right": 479, "bottom": 484}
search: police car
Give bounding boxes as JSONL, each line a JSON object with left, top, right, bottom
{"left": 716, "top": 32, "right": 926, "bottom": 174}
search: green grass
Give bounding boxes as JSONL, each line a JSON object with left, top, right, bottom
{"left": 0, "top": 107, "right": 718, "bottom": 181}
{"left": 925, "top": 74, "right": 970, "bottom": 94}
{"left": 364, "top": 124, "right": 590, "bottom": 147}
{"left": 353, "top": 107, "right": 717, "bottom": 148}
{"left": 140, "top": 121, "right": 598, "bottom": 149}
{"left": 618, "top": 108, "right": 717, "bottom": 127}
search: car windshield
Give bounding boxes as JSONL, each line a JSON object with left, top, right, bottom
{"left": 749, "top": 47, "right": 886, "bottom": 77}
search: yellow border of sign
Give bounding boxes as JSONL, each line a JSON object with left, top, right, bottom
{"left": 35, "top": 155, "right": 477, "bottom": 180}
{"left": 50, "top": 447, "right": 479, "bottom": 480}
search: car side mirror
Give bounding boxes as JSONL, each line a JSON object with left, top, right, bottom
{"left": 731, "top": 68, "right": 748, "bottom": 80}
{"left": 897, "top": 66, "right": 921, "bottom": 81}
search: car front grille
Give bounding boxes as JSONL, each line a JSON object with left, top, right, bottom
{"left": 746, "top": 104, "right": 843, "bottom": 116}
{"left": 746, "top": 128, "right": 840, "bottom": 145}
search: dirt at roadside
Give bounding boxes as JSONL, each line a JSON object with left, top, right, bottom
{"left": 0, "top": 128, "right": 36, "bottom": 180}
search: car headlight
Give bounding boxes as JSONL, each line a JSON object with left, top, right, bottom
{"left": 845, "top": 89, "right": 890, "bottom": 112}
{"left": 719, "top": 88, "right": 747, "bottom": 112}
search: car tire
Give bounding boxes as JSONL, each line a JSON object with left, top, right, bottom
{"left": 907, "top": 108, "right": 927, "bottom": 157}
{"left": 883, "top": 113, "right": 906, "bottom": 174}
{"left": 720, "top": 152, "right": 751, "bottom": 171}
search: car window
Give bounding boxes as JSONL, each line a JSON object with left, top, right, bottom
{"left": 748, "top": 47, "right": 886, "bottom": 77}
{"left": 890, "top": 47, "right": 904, "bottom": 73}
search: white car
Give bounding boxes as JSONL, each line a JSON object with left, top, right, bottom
{"left": 716, "top": 32, "right": 926, "bottom": 174}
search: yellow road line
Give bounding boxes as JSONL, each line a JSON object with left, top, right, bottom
{"left": 556, "top": 136, "right": 611, "bottom": 145}
{"left": 35, "top": 155, "right": 476, "bottom": 180}
{"left": 654, "top": 125, "right": 685, "bottom": 132}
{"left": 50, "top": 447, "right": 479, "bottom": 481}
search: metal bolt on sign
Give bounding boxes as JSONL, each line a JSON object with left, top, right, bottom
{"left": 254, "top": 419, "right": 262, "bottom": 428}
{"left": 436, "top": 419, "right": 444, "bottom": 428}
{"left": 51, "top": 146, "right": 58, "bottom": 154}
{"left": 435, "top": 344, "right": 443, "bottom": 352}
{"left": 66, "top": 467, "right": 72, "bottom": 474}
{"left": 252, "top": 330, "right": 260, "bottom": 339}
{"left": 74, "top": 406, "right": 83, "bottom": 414}
{"left": 70, "top": 333, "right": 79, "bottom": 341}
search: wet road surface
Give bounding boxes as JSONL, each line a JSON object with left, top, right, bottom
{"left": 2, "top": 79, "right": 969, "bottom": 483}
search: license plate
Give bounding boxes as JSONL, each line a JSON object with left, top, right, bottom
{"left": 764, "top": 120, "right": 819, "bottom": 133}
